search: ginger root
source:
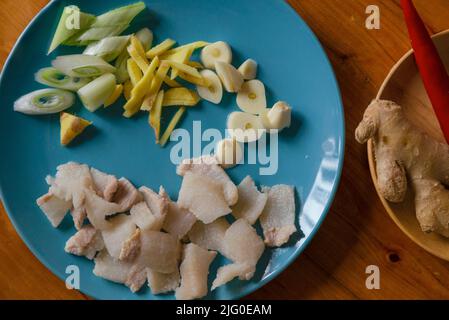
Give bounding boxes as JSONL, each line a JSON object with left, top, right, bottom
{"left": 356, "top": 100, "right": 449, "bottom": 237}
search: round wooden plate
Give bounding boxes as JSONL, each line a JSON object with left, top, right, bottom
{"left": 369, "top": 29, "right": 449, "bottom": 261}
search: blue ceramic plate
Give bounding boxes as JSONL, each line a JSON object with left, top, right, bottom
{"left": 0, "top": 0, "right": 344, "bottom": 300}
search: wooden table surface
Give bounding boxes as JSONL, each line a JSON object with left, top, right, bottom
{"left": 1, "top": 0, "right": 449, "bottom": 300}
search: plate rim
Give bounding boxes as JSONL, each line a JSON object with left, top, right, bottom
{"left": 0, "top": 0, "right": 346, "bottom": 300}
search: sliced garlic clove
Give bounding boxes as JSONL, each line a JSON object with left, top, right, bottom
{"left": 261, "top": 101, "right": 292, "bottom": 131}
{"left": 236, "top": 80, "right": 267, "bottom": 114}
{"left": 238, "top": 59, "right": 258, "bottom": 80}
{"left": 214, "top": 138, "right": 243, "bottom": 168}
{"left": 201, "top": 41, "right": 233, "bottom": 70}
{"left": 196, "top": 69, "right": 223, "bottom": 104}
{"left": 227, "top": 112, "right": 265, "bottom": 143}
{"left": 215, "top": 61, "right": 244, "bottom": 93}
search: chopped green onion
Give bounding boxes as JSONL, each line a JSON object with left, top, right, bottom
{"left": 14, "top": 89, "right": 75, "bottom": 115}
{"left": 136, "top": 28, "right": 153, "bottom": 50}
{"left": 48, "top": 5, "right": 95, "bottom": 54}
{"left": 52, "top": 54, "right": 116, "bottom": 78}
{"left": 78, "top": 73, "right": 116, "bottom": 112}
{"left": 35, "top": 67, "right": 92, "bottom": 91}
{"left": 83, "top": 36, "right": 130, "bottom": 62}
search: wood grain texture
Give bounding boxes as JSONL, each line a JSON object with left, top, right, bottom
{"left": 1, "top": 0, "right": 449, "bottom": 300}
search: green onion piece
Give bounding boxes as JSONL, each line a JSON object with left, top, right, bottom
{"left": 52, "top": 54, "right": 116, "bottom": 78}
{"left": 93, "top": 2, "right": 145, "bottom": 27}
{"left": 48, "top": 6, "right": 95, "bottom": 54}
{"left": 83, "top": 36, "right": 131, "bottom": 62}
{"left": 64, "top": 2, "right": 146, "bottom": 46}
{"left": 67, "top": 24, "right": 129, "bottom": 45}
{"left": 77, "top": 73, "right": 116, "bottom": 112}
{"left": 14, "top": 89, "right": 75, "bottom": 115}
{"left": 35, "top": 67, "right": 92, "bottom": 91}
{"left": 136, "top": 28, "right": 153, "bottom": 51}
{"left": 115, "top": 50, "right": 130, "bottom": 84}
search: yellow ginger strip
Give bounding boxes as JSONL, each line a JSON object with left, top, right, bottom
{"left": 141, "top": 62, "right": 170, "bottom": 111}
{"left": 149, "top": 90, "right": 164, "bottom": 143}
{"left": 128, "top": 42, "right": 150, "bottom": 73}
{"left": 163, "top": 41, "right": 209, "bottom": 55}
{"left": 127, "top": 59, "right": 142, "bottom": 86}
{"left": 104, "top": 84, "right": 124, "bottom": 107}
{"left": 170, "top": 47, "right": 194, "bottom": 80}
{"left": 187, "top": 61, "right": 204, "bottom": 69}
{"left": 123, "top": 80, "right": 133, "bottom": 100}
{"left": 131, "top": 35, "right": 147, "bottom": 61}
{"left": 123, "top": 57, "right": 160, "bottom": 118}
{"left": 178, "top": 72, "right": 211, "bottom": 87}
{"left": 146, "top": 39, "right": 176, "bottom": 59}
{"left": 162, "top": 87, "right": 200, "bottom": 107}
{"left": 164, "top": 61, "right": 201, "bottom": 78}
{"left": 159, "top": 107, "right": 186, "bottom": 147}
{"left": 163, "top": 76, "right": 182, "bottom": 88}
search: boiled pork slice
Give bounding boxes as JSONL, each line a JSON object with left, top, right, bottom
{"left": 112, "top": 178, "right": 142, "bottom": 212}
{"left": 138, "top": 186, "right": 168, "bottom": 228}
{"left": 177, "top": 172, "right": 231, "bottom": 224}
{"left": 260, "top": 185, "right": 296, "bottom": 247}
{"left": 187, "top": 218, "right": 229, "bottom": 255}
{"left": 160, "top": 187, "right": 197, "bottom": 238}
{"left": 36, "top": 193, "right": 71, "bottom": 228}
{"left": 90, "top": 167, "right": 118, "bottom": 201}
{"left": 232, "top": 176, "right": 267, "bottom": 225}
{"left": 120, "top": 228, "right": 141, "bottom": 262}
{"left": 130, "top": 201, "right": 163, "bottom": 231}
{"left": 211, "top": 263, "right": 253, "bottom": 290}
{"left": 65, "top": 225, "right": 104, "bottom": 260}
{"left": 70, "top": 206, "right": 87, "bottom": 230}
{"left": 48, "top": 162, "right": 93, "bottom": 210}
{"left": 177, "top": 156, "right": 238, "bottom": 206}
{"left": 101, "top": 214, "right": 136, "bottom": 259}
{"left": 222, "top": 219, "right": 264, "bottom": 280}
{"left": 175, "top": 243, "right": 217, "bottom": 300}
{"left": 135, "top": 230, "right": 181, "bottom": 274}
{"left": 93, "top": 250, "right": 146, "bottom": 293}
{"left": 147, "top": 268, "right": 180, "bottom": 295}
{"left": 84, "top": 190, "right": 121, "bottom": 230}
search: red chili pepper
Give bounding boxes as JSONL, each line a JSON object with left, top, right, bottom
{"left": 401, "top": 0, "right": 449, "bottom": 143}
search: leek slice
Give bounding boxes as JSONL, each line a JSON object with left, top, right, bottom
{"left": 65, "top": 2, "right": 146, "bottom": 46}
{"left": 160, "top": 107, "right": 186, "bottom": 147}
{"left": 35, "top": 67, "right": 92, "bottom": 91}
{"left": 52, "top": 54, "right": 116, "bottom": 78}
{"left": 48, "top": 6, "right": 95, "bottom": 54}
{"left": 14, "top": 89, "right": 75, "bottom": 115}
{"left": 136, "top": 28, "right": 153, "bottom": 50}
{"left": 78, "top": 73, "right": 116, "bottom": 112}
{"left": 149, "top": 90, "right": 164, "bottom": 142}
{"left": 115, "top": 50, "right": 130, "bottom": 83}
{"left": 93, "top": 2, "right": 145, "bottom": 27}
{"left": 66, "top": 25, "right": 129, "bottom": 46}
{"left": 146, "top": 39, "right": 176, "bottom": 59}
{"left": 83, "top": 36, "right": 130, "bottom": 62}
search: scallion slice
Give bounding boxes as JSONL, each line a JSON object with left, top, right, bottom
{"left": 52, "top": 54, "right": 116, "bottom": 78}
{"left": 35, "top": 67, "right": 92, "bottom": 91}
{"left": 77, "top": 73, "right": 116, "bottom": 112}
{"left": 83, "top": 36, "right": 131, "bottom": 62}
{"left": 14, "top": 89, "right": 75, "bottom": 115}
